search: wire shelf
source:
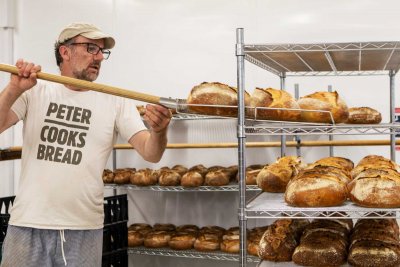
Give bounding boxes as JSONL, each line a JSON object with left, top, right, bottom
{"left": 104, "top": 184, "right": 261, "bottom": 192}
{"left": 128, "top": 247, "right": 260, "bottom": 263}
{"left": 246, "top": 192, "right": 400, "bottom": 219}
{"left": 245, "top": 123, "right": 400, "bottom": 136}
{"left": 244, "top": 41, "right": 400, "bottom": 76}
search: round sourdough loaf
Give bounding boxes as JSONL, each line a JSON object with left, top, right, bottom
{"left": 348, "top": 168, "right": 400, "bottom": 208}
{"left": 285, "top": 166, "right": 349, "bottom": 207}
{"left": 250, "top": 87, "right": 301, "bottom": 121}
{"left": 297, "top": 91, "right": 349, "bottom": 123}
{"left": 187, "top": 82, "right": 250, "bottom": 117}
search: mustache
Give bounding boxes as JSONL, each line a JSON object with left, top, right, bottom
{"left": 89, "top": 61, "right": 101, "bottom": 69}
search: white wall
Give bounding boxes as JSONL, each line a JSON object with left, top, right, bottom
{"left": 3, "top": 0, "right": 400, "bottom": 266}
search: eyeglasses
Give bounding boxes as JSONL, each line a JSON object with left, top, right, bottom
{"left": 68, "top": 42, "right": 111, "bottom": 59}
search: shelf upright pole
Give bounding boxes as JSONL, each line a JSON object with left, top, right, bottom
{"left": 280, "top": 73, "right": 287, "bottom": 157}
{"left": 294, "top": 84, "right": 301, "bottom": 157}
{"left": 236, "top": 28, "right": 247, "bottom": 267}
{"left": 328, "top": 85, "right": 334, "bottom": 157}
{"left": 112, "top": 148, "right": 117, "bottom": 196}
{"left": 389, "top": 70, "right": 396, "bottom": 161}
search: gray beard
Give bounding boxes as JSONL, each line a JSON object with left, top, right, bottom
{"left": 73, "top": 69, "right": 98, "bottom": 82}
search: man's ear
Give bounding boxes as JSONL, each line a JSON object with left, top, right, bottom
{"left": 59, "top": 45, "right": 71, "bottom": 61}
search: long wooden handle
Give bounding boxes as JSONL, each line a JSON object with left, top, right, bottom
{"left": 0, "top": 63, "right": 161, "bottom": 104}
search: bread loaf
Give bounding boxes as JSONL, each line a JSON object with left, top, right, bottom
{"left": 130, "top": 168, "right": 158, "bottom": 186}
{"left": 347, "top": 168, "right": 400, "bottom": 208}
{"left": 194, "top": 233, "right": 221, "bottom": 251}
{"left": 313, "top": 156, "right": 354, "bottom": 173}
{"left": 347, "top": 107, "right": 382, "bottom": 124}
{"left": 258, "top": 219, "right": 309, "bottom": 261}
{"left": 221, "top": 228, "right": 240, "bottom": 254}
{"left": 351, "top": 155, "right": 400, "bottom": 178}
{"left": 102, "top": 169, "right": 115, "bottom": 183}
{"left": 285, "top": 166, "right": 349, "bottom": 207}
{"left": 348, "top": 219, "right": 400, "bottom": 267}
{"left": 144, "top": 230, "right": 172, "bottom": 248}
{"left": 247, "top": 226, "right": 269, "bottom": 256}
{"left": 297, "top": 91, "right": 349, "bottom": 123}
{"left": 250, "top": 87, "right": 301, "bottom": 121}
{"left": 158, "top": 169, "right": 181, "bottom": 186}
{"left": 205, "top": 168, "right": 230, "bottom": 186}
{"left": 257, "top": 156, "right": 305, "bottom": 192}
{"left": 292, "top": 219, "right": 349, "bottom": 266}
{"left": 168, "top": 231, "right": 197, "bottom": 250}
{"left": 187, "top": 82, "right": 250, "bottom": 117}
{"left": 113, "top": 168, "right": 135, "bottom": 184}
{"left": 181, "top": 171, "right": 204, "bottom": 187}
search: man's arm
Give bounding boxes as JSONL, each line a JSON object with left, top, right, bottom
{"left": 0, "top": 59, "right": 41, "bottom": 133}
{"left": 128, "top": 104, "right": 172, "bottom": 163}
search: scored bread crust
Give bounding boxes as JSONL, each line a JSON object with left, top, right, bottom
{"left": 250, "top": 87, "right": 301, "bottom": 121}
{"left": 347, "top": 168, "right": 400, "bottom": 208}
{"left": 297, "top": 91, "right": 349, "bottom": 123}
{"left": 187, "top": 82, "right": 250, "bottom": 116}
{"left": 347, "top": 107, "right": 382, "bottom": 124}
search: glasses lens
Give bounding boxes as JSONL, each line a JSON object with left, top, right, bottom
{"left": 87, "top": 44, "right": 100, "bottom": 55}
{"left": 102, "top": 50, "right": 111, "bottom": 59}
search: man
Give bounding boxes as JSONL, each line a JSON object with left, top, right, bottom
{"left": 0, "top": 22, "right": 171, "bottom": 266}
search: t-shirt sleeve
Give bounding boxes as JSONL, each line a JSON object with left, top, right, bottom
{"left": 115, "top": 98, "right": 147, "bottom": 142}
{"left": 10, "top": 91, "right": 29, "bottom": 121}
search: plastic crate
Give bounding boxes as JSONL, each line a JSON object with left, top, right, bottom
{"left": 103, "top": 194, "right": 128, "bottom": 225}
{"left": 0, "top": 196, "right": 15, "bottom": 263}
{"left": 102, "top": 249, "right": 128, "bottom": 267}
{"left": 103, "top": 221, "right": 128, "bottom": 253}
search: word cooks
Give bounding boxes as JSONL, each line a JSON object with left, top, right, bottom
{"left": 37, "top": 102, "right": 92, "bottom": 165}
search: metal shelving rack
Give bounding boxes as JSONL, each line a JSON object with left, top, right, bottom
{"left": 105, "top": 184, "right": 260, "bottom": 192}
{"left": 235, "top": 28, "right": 400, "bottom": 267}
{"left": 128, "top": 247, "right": 259, "bottom": 263}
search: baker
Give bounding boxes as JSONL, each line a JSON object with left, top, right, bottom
{"left": 0, "top": 22, "right": 172, "bottom": 267}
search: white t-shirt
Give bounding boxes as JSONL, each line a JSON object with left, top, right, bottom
{"left": 9, "top": 80, "right": 147, "bottom": 230}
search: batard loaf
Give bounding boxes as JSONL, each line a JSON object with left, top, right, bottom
{"left": 187, "top": 82, "right": 250, "bottom": 117}
{"left": 347, "top": 106, "right": 382, "bottom": 124}
{"left": 297, "top": 91, "right": 349, "bottom": 123}
{"left": 250, "top": 87, "right": 301, "bottom": 121}
{"left": 258, "top": 219, "right": 309, "bottom": 261}
{"left": 257, "top": 156, "right": 305, "bottom": 192}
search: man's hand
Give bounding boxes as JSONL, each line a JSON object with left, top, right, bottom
{"left": 10, "top": 59, "right": 41, "bottom": 94}
{"left": 143, "top": 104, "right": 172, "bottom": 133}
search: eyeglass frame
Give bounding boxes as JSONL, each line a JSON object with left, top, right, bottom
{"left": 67, "top": 42, "right": 111, "bottom": 59}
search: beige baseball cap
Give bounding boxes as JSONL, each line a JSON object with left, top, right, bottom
{"left": 58, "top": 22, "right": 115, "bottom": 49}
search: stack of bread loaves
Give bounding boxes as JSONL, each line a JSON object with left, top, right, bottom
{"left": 348, "top": 219, "right": 400, "bottom": 266}
{"left": 257, "top": 156, "right": 305, "bottom": 192}
{"left": 285, "top": 157, "right": 353, "bottom": 207}
{"left": 348, "top": 155, "right": 400, "bottom": 208}
{"left": 292, "top": 219, "right": 353, "bottom": 266}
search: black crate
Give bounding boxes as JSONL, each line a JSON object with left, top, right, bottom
{"left": 103, "top": 221, "right": 128, "bottom": 253}
{"left": 0, "top": 196, "right": 15, "bottom": 243}
{"left": 102, "top": 249, "right": 128, "bottom": 267}
{"left": 103, "top": 194, "right": 128, "bottom": 225}
{"left": 0, "top": 196, "right": 15, "bottom": 263}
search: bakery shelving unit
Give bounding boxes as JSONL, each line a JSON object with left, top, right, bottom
{"left": 235, "top": 28, "right": 400, "bottom": 267}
